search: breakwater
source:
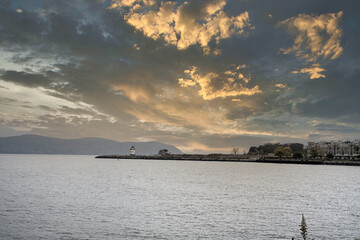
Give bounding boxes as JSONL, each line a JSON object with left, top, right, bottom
{"left": 95, "top": 154, "right": 360, "bottom": 166}
{"left": 95, "top": 154, "right": 255, "bottom": 162}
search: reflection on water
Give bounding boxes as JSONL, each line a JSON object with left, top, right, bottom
{"left": 0, "top": 154, "right": 359, "bottom": 239}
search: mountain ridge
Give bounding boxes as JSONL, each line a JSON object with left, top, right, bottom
{"left": 0, "top": 134, "right": 183, "bottom": 155}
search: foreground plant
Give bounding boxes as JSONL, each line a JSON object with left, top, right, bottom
{"left": 300, "top": 214, "right": 308, "bottom": 240}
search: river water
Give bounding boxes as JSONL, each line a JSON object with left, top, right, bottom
{"left": 0, "top": 154, "right": 359, "bottom": 239}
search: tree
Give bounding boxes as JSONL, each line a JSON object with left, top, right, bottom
{"left": 310, "top": 148, "right": 318, "bottom": 158}
{"left": 274, "top": 147, "right": 284, "bottom": 158}
{"left": 293, "top": 152, "right": 303, "bottom": 159}
{"left": 326, "top": 153, "right": 334, "bottom": 159}
{"left": 248, "top": 143, "right": 305, "bottom": 156}
{"left": 283, "top": 146, "right": 292, "bottom": 157}
{"left": 158, "top": 149, "right": 169, "bottom": 156}
{"left": 300, "top": 214, "right": 308, "bottom": 240}
{"left": 232, "top": 147, "right": 239, "bottom": 155}
{"left": 248, "top": 146, "right": 258, "bottom": 154}
{"left": 288, "top": 143, "right": 305, "bottom": 154}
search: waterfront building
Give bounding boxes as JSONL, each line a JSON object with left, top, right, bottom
{"left": 130, "top": 146, "right": 135, "bottom": 155}
{"left": 307, "top": 140, "right": 360, "bottom": 159}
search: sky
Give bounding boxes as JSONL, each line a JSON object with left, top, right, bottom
{"left": 0, "top": 0, "right": 359, "bottom": 153}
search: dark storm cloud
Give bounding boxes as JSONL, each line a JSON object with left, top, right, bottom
{"left": 0, "top": 0, "right": 47, "bottom": 46}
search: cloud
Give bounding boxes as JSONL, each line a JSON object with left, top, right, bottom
{"left": 108, "top": 0, "right": 155, "bottom": 9}
{"left": 0, "top": 80, "right": 116, "bottom": 130}
{"left": 280, "top": 11, "right": 343, "bottom": 61}
{"left": 178, "top": 66, "right": 262, "bottom": 100}
{"left": 111, "top": 0, "right": 251, "bottom": 54}
{"left": 112, "top": 84, "right": 153, "bottom": 102}
{"left": 0, "top": 70, "right": 52, "bottom": 87}
{"left": 279, "top": 11, "right": 343, "bottom": 79}
{"left": 291, "top": 64, "right": 325, "bottom": 79}
{"left": 314, "top": 123, "right": 359, "bottom": 133}
{"left": 275, "top": 83, "right": 288, "bottom": 88}
{"left": 1, "top": 0, "right": 360, "bottom": 153}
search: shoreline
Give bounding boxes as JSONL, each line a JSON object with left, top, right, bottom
{"left": 95, "top": 155, "right": 360, "bottom": 166}
{"left": 95, "top": 154, "right": 255, "bottom": 162}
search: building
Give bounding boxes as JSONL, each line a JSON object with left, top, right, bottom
{"left": 130, "top": 146, "right": 135, "bottom": 155}
{"left": 307, "top": 140, "right": 360, "bottom": 159}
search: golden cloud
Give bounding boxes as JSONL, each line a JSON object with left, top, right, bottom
{"left": 110, "top": 0, "right": 251, "bottom": 54}
{"left": 108, "top": 0, "right": 155, "bottom": 9}
{"left": 291, "top": 65, "right": 326, "bottom": 79}
{"left": 275, "top": 83, "right": 288, "bottom": 88}
{"left": 178, "top": 66, "right": 262, "bottom": 100}
{"left": 280, "top": 11, "right": 343, "bottom": 79}
{"left": 280, "top": 11, "right": 343, "bottom": 61}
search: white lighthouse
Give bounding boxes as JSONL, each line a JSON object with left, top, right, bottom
{"left": 130, "top": 146, "right": 135, "bottom": 155}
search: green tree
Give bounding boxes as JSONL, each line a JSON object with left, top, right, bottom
{"left": 310, "top": 148, "right": 318, "bottom": 158}
{"left": 293, "top": 152, "right": 303, "bottom": 159}
{"left": 326, "top": 153, "right": 334, "bottom": 159}
{"left": 274, "top": 147, "right": 284, "bottom": 158}
{"left": 300, "top": 214, "right": 308, "bottom": 240}
{"left": 283, "top": 146, "right": 292, "bottom": 157}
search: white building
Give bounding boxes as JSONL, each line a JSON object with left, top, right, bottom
{"left": 307, "top": 140, "right": 360, "bottom": 159}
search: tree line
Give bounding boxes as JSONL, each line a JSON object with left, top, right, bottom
{"left": 248, "top": 143, "right": 304, "bottom": 158}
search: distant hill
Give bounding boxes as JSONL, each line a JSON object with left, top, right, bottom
{"left": 0, "top": 134, "right": 183, "bottom": 155}
{"left": 0, "top": 125, "right": 27, "bottom": 137}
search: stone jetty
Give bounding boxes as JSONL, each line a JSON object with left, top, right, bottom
{"left": 95, "top": 154, "right": 360, "bottom": 166}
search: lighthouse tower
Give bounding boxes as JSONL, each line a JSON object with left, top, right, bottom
{"left": 130, "top": 146, "right": 135, "bottom": 155}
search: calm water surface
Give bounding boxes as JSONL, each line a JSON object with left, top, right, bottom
{"left": 0, "top": 154, "right": 359, "bottom": 239}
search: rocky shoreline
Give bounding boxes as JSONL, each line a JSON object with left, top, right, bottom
{"left": 95, "top": 154, "right": 360, "bottom": 166}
